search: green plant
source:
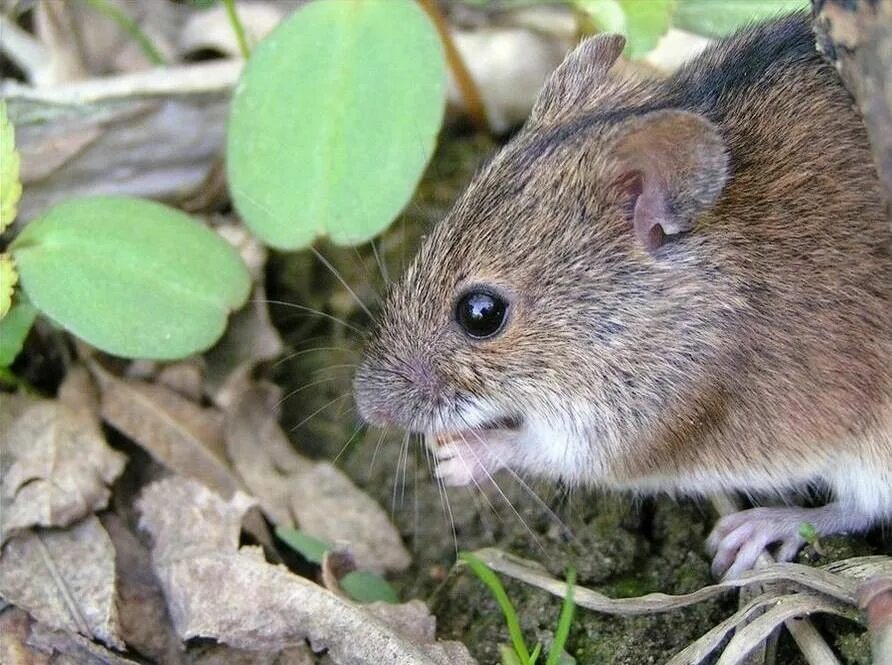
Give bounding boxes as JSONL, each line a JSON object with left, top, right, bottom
{"left": 276, "top": 526, "right": 399, "bottom": 603}
{"left": 227, "top": 0, "right": 447, "bottom": 250}
{"left": 0, "top": 101, "right": 251, "bottom": 365}
{"left": 460, "top": 551, "right": 577, "bottom": 665}
{"left": 574, "top": 0, "right": 810, "bottom": 59}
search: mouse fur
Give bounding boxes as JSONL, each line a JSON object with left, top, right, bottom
{"left": 354, "top": 12, "right": 890, "bottom": 576}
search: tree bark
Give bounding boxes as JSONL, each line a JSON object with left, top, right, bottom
{"left": 813, "top": 0, "right": 892, "bottom": 204}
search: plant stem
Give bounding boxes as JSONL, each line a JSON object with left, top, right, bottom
{"left": 416, "top": 0, "right": 490, "bottom": 132}
{"left": 83, "top": 0, "right": 166, "bottom": 66}
{"left": 546, "top": 567, "right": 576, "bottom": 665}
{"left": 223, "top": 0, "right": 251, "bottom": 59}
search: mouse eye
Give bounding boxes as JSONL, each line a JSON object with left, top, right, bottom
{"left": 455, "top": 290, "right": 508, "bottom": 339}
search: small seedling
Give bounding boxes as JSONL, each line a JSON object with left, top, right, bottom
{"left": 798, "top": 521, "right": 825, "bottom": 556}
{"left": 460, "top": 551, "right": 577, "bottom": 665}
{"left": 276, "top": 526, "right": 399, "bottom": 604}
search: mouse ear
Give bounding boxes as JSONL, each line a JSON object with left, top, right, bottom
{"left": 609, "top": 110, "right": 729, "bottom": 252}
{"left": 530, "top": 34, "right": 626, "bottom": 124}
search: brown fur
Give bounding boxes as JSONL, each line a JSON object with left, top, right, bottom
{"left": 354, "top": 14, "right": 890, "bottom": 516}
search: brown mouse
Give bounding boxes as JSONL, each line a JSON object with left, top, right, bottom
{"left": 353, "top": 12, "right": 891, "bottom": 578}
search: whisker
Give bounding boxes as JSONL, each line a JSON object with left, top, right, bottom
{"left": 257, "top": 298, "right": 365, "bottom": 334}
{"left": 392, "top": 431, "right": 410, "bottom": 514}
{"left": 370, "top": 238, "right": 390, "bottom": 287}
{"left": 351, "top": 246, "right": 382, "bottom": 303}
{"left": 275, "top": 375, "right": 345, "bottom": 407}
{"left": 369, "top": 428, "right": 387, "bottom": 476}
{"left": 274, "top": 345, "right": 356, "bottom": 368}
{"left": 332, "top": 422, "right": 365, "bottom": 464}
{"left": 310, "top": 246, "right": 374, "bottom": 320}
{"left": 289, "top": 393, "right": 350, "bottom": 432}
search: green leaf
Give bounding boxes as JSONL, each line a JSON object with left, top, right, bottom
{"left": 10, "top": 196, "right": 250, "bottom": 360}
{"left": 0, "top": 299, "right": 36, "bottom": 367}
{"left": 545, "top": 568, "right": 576, "bottom": 665}
{"left": 574, "top": 0, "right": 672, "bottom": 59}
{"left": 500, "top": 644, "right": 525, "bottom": 665}
{"left": 460, "top": 551, "right": 533, "bottom": 665}
{"left": 0, "top": 100, "right": 22, "bottom": 233}
{"left": 0, "top": 254, "right": 17, "bottom": 319}
{"left": 275, "top": 526, "right": 330, "bottom": 564}
{"left": 673, "top": 0, "right": 809, "bottom": 39}
{"left": 227, "top": 0, "right": 446, "bottom": 249}
{"left": 340, "top": 570, "right": 399, "bottom": 604}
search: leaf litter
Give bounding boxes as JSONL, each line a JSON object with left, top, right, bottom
{"left": 0, "top": 371, "right": 126, "bottom": 545}
{"left": 137, "top": 476, "right": 473, "bottom": 664}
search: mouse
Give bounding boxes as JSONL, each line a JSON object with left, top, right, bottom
{"left": 353, "top": 12, "right": 891, "bottom": 579}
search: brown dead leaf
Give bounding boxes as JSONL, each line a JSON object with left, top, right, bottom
{"left": 0, "top": 516, "right": 123, "bottom": 649}
{"left": 225, "top": 384, "right": 411, "bottom": 573}
{"left": 101, "top": 513, "right": 183, "bottom": 664}
{"left": 157, "top": 360, "right": 206, "bottom": 403}
{"left": 290, "top": 463, "right": 411, "bottom": 574}
{"left": 57, "top": 364, "right": 100, "bottom": 415}
{"left": 94, "top": 364, "right": 238, "bottom": 498}
{"left": 25, "top": 620, "right": 140, "bottom": 665}
{"left": 188, "top": 643, "right": 315, "bottom": 665}
{"left": 138, "top": 477, "right": 473, "bottom": 665}
{"left": 0, "top": 607, "right": 52, "bottom": 665}
{"left": 36, "top": 0, "right": 179, "bottom": 83}
{"left": 0, "top": 397, "right": 126, "bottom": 545}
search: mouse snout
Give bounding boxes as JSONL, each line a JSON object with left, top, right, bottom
{"left": 353, "top": 355, "right": 444, "bottom": 430}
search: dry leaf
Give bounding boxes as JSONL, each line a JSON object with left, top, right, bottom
{"left": 57, "top": 364, "right": 100, "bottom": 415}
{"left": 94, "top": 365, "right": 239, "bottom": 498}
{"left": 101, "top": 513, "right": 183, "bottom": 664}
{"left": 205, "top": 285, "right": 283, "bottom": 409}
{"left": 225, "top": 383, "right": 410, "bottom": 573}
{"left": 138, "top": 477, "right": 473, "bottom": 665}
{"left": 188, "top": 643, "right": 315, "bottom": 665}
{"left": 0, "top": 606, "right": 52, "bottom": 665}
{"left": 36, "top": 0, "right": 179, "bottom": 82}
{"left": 25, "top": 620, "right": 139, "bottom": 665}
{"left": 0, "top": 397, "right": 126, "bottom": 545}
{"left": 290, "top": 463, "right": 411, "bottom": 574}
{"left": 0, "top": 516, "right": 122, "bottom": 649}
{"left": 157, "top": 360, "right": 206, "bottom": 403}
{"left": 206, "top": 224, "right": 280, "bottom": 407}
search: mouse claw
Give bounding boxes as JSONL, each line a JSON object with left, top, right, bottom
{"left": 707, "top": 507, "right": 806, "bottom": 579}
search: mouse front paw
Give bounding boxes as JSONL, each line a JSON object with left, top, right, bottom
{"left": 706, "top": 507, "right": 807, "bottom": 579}
{"left": 430, "top": 436, "right": 512, "bottom": 488}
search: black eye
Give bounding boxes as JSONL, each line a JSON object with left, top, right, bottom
{"left": 456, "top": 290, "right": 508, "bottom": 339}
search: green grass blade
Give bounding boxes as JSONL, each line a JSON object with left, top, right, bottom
{"left": 545, "top": 567, "right": 577, "bottom": 665}
{"left": 460, "top": 551, "right": 532, "bottom": 665}
{"left": 223, "top": 0, "right": 251, "bottom": 58}
{"left": 529, "top": 643, "right": 542, "bottom": 664}
{"left": 83, "top": 0, "right": 167, "bottom": 65}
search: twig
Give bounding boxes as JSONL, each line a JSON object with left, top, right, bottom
{"left": 416, "top": 0, "right": 490, "bottom": 132}
{"left": 858, "top": 576, "right": 892, "bottom": 665}
{"left": 711, "top": 495, "right": 841, "bottom": 665}
{"left": 223, "top": 0, "right": 251, "bottom": 60}
{"left": 0, "top": 14, "right": 50, "bottom": 83}
{"left": 82, "top": 0, "right": 167, "bottom": 66}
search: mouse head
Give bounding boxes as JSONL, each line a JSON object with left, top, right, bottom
{"left": 354, "top": 35, "right": 731, "bottom": 484}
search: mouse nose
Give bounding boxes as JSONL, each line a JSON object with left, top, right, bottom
{"left": 353, "top": 356, "right": 444, "bottom": 429}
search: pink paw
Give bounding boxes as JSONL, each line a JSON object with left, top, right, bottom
{"left": 430, "top": 437, "right": 511, "bottom": 487}
{"left": 706, "top": 507, "right": 806, "bottom": 579}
